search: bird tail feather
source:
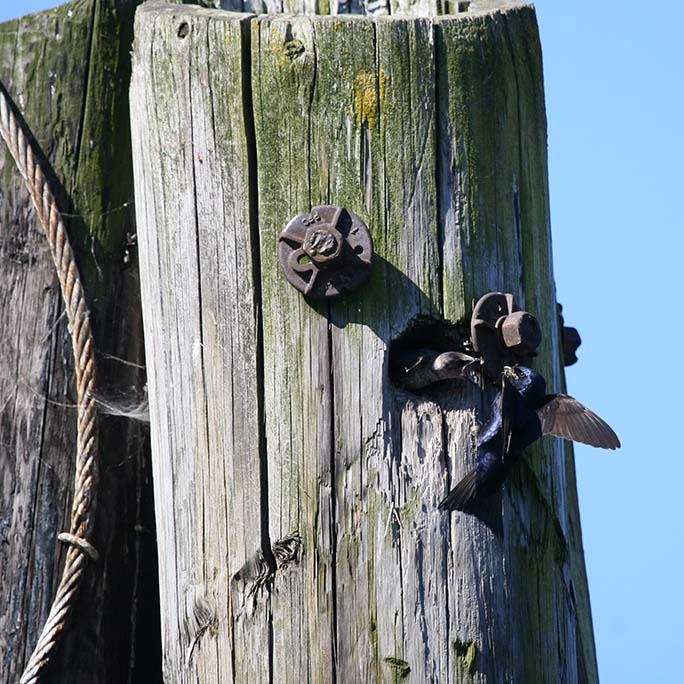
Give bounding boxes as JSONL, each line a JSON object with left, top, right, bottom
{"left": 439, "top": 468, "right": 503, "bottom": 538}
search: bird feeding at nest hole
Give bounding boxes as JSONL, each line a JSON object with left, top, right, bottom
{"left": 439, "top": 365, "right": 620, "bottom": 536}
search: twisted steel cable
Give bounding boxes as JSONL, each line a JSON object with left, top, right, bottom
{"left": 0, "top": 83, "right": 99, "bottom": 684}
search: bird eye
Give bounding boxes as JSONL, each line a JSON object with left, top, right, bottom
{"left": 515, "top": 368, "right": 524, "bottom": 378}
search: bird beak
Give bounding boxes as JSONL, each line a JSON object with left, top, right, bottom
{"left": 503, "top": 366, "right": 514, "bottom": 378}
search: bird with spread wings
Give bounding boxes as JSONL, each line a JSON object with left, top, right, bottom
{"left": 439, "top": 365, "right": 619, "bottom": 535}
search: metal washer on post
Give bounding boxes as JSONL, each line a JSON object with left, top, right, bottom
{"left": 278, "top": 205, "right": 373, "bottom": 300}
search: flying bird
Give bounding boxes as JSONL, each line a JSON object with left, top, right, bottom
{"left": 439, "top": 365, "right": 620, "bottom": 535}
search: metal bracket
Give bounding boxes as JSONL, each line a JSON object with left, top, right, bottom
{"left": 557, "top": 303, "right": 581, "bottom": 366}
{"left": 470, "top": 292, "right": 542, "bottom": 382}
{"left": 278, "top": 205, "right": 373, "bottom": 300}
{"left": 388, "top": 294, "right": 543, "bottom": 392}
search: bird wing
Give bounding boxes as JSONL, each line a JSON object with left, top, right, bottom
{"left": 537, "top": 394, "right": 620, "bottom": 449}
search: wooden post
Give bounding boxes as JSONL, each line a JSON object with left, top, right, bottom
{"left": 0, "top": 2, "right": 160, "bottom": 681}
{"left": 131, "top": 2, "right": 598, "bottom": 682}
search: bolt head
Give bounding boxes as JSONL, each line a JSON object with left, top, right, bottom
{"left": 500, "top": 311, "right": 542, "bottom": 356}
{"left": 562, "top": 326, "right": 581, "bottom": 366}
{"left": 303, "top": 225, "right": 343, "bottom": 264}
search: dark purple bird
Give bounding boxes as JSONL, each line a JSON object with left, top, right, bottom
{"left": 439, "top": 365, "right": 620, "bottom": 535}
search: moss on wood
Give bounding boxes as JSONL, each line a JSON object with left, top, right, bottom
{"left": 384, "top": 656, "right": 411, "bottom": 680}
{"left": 131, "top": 4, "right": 598, "bottom": 683}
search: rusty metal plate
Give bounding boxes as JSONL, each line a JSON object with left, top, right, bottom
{"left": 278, "top": 205, "right": 373, "bottom": 300}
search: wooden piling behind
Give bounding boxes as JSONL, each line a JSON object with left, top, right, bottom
{"left": 0, "top": 2, "right": 159, "bottom": 681}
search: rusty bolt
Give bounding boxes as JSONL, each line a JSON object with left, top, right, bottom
{"left": 278, "top": 205, "right": 373, "bottom": 299}
{"left": 303, "top": 225, "right": 342, "bottom": 265}
{"left": 557, "top": 303, "right": 582, "bottom": 366}
{"left": 561, "top": 325, "right": 581, "bottom": 366}
{"left": 499, "top": 311, "right": 542, "bottom": 356}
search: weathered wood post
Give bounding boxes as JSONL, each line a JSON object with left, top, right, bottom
{"left": 0, "top": 2, "right": 160, "bottom": 682}
{"left": 131, "top": 1, "right": 598, "bottom": 682}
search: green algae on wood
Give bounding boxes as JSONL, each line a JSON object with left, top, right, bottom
{"left": 454, "top": 638, "right": 477, "bottom": 677}
{"left": 132, "top": 3, "right": 598, "bottom": 683}
{"left": 384, "top": 656, "right": 411, "bottom": 680}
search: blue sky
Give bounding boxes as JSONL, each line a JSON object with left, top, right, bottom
{"left": 536, "top": 2, "right": 683, "bottom": 682}
{"left": 2, "top": 2, "right": 681, "bottom": 682}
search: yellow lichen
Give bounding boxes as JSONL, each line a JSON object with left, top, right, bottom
{"left": 352, "top": 70, "right": 389, "bottom": 128}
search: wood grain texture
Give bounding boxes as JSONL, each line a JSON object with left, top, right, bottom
{"left": 0, "top": 1, "right": 159, "bottom": 683}
{"left": 132, "top": 2, "right": 598, "bottom": 683}
{"left": 435, "top": 8, "right": 578, "bottom": 682}
{"left": 213, "top": 0, "right": 523, "bottom": 17}
{"left": 130, "top": 4, "right": 270, "bottom": 683}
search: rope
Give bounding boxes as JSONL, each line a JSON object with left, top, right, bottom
{"left": 0, "top": 83, "right": 99, "bottom": 684}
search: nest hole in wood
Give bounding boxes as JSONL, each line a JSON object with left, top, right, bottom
{"left": 388, "top": 315, "right": 473, "bottom": 395}
{"left": 177, "top": 22, "right": 190, "bottom": 39}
